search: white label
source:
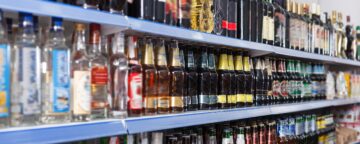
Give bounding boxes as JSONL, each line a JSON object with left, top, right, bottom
{"left": 73, "top": 71, "right": 91, "bottom": 115}
{"left": 268, "top": 17, "right": 274, "bottom": 41}
{"left": 236, "top": 134, "right": 245, "bottom": 144}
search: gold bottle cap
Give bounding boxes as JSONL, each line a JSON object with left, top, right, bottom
{"left": 170, "top": 41, "right": 181, "bottom": 67}
{"left": 244, "top": 56, "right": 251, "bottom": 72}
{"left": 331, "top": 11, "right": 337, "bottom": 24}
{"left": 218, "top": 53, "right": 228, "bottom": 70}
{"left": 143, "top": 38, "right": 155, "bottom": 65}
{"left": 75, "top": 23, "right": 85, "bottom": 31}
{"left": 235, "top": 54, "right": 244, "bottom": 71}
{"left": 228, "top": 54, "right": 235, "bottom": 71}
{"left": 155, "top": 40, "right": 167, "bottom": 66}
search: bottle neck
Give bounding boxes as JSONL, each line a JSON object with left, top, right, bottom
{"left": 235, "top": 55, "right": 244, "bottom": 71}
{"left": 170, "top": 47, "right": 181, "bottom": 67}
{"left": 142, "top": 39, "right": 155, "bottom": 65}
{"left": 112, "top": 33, "right": 125, "bottom": 54}
{"left": 208, "top": 52, "right": 216, "bottom": 71}
{"left": 228, "top": 54, "right": 235, "bottom": 71}
{"left": 155, "top": 42, "right": 167, "bottom": 66}
{"left": 73, "top": 29, "right": 86, "bottom": 51}
{"left": 218, "top": 53, "right": 228, "bottom": 70}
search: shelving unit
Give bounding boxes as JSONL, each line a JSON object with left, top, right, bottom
{"left": 0, "top": 0, "right": 359, "bottom": 143}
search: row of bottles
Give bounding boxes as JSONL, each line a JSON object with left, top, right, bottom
{"left": 326, "top": 72, "right": 360, "bottom": 99}
{"left": 111, "top": 111, "right": 334, "bottom": 144}
{"left": 59, "top": 0, "right": 360, "bottom": 60}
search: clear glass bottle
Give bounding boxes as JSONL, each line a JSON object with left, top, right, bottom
{"left": 109, "top": 32, "right": 127, "bottom": 118}
{"left": 71, "top": 23, "right": 91, "bottom": 121}
{"left": 11, "top": 13, "right": 41, "bottom": 126}
{"left": 41, "top": 17, "right": 71, "bottom": 124}
{"left": 88, "top": 23, "right": 109, "bottom": 119}
{"left": 0, "top": 10, "right": 10, "bottom": 128}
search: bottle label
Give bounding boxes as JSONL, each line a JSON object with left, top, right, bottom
{"left": 91, "top": 66, "right": 108, "bottom": 85}
{"left": 52, "top": 50, "right": 70, "bottom": 113}
{"left": 209, "top": 95, "right": 218, "bottom": 105}
{"left": 222, "top": 138, "right": 230, "bottom": 144}
{"left": 311, "top": 81, "right": 318, "bottom": 96}
{"left": 236, "top": 134, "right": 245, "bottom": 144}
{"left": 157, "top": 96, "right": 170, "bottom": 108}
{"left": 170, "top": 96, "right": 183, "bottom": 107}
{"left": 236, "top": 94, "right": 246, "bottom": 103}
{"left": 73, "top": 71, "right": 91, "bottom": 115}
{"left": 144, "top": 96, "right": 157, "bottom": 109}
{"left": 228, "top": 94, "right": 236, "bottom": 104}
{"left": 21, "top": 47, "right": 41, "bottom": 115}
{"left": 262, "top": 16, "right": 269, "bottom": 40}
{"left": 245, "top": 94, "right": 253, "bottom": 103}
{"left": 217, "top": 95, "right": 227, "bottom": 104}
{"left": 280, "top": 80, "right": 288, "bottom": 97}
{"left": 268, "top": 17, "right": 274, "bottom": 41}
{"left": 199, "top": 94, "right": 209, "bottom": 104}
{"left": 128, "top": 72, "right": 143, "bottom": 109}
{"left": 0, "top": 44, "right": 10, "bottom": 118}
{"left": 288, "top": 118, "right": 295, "bottom": 136}
{"left": 272, "top": 80, "right": 280, "bottom": 97}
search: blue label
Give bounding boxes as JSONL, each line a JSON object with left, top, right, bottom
{"left": 0, "top": 44, "right": 10, "bottom": 118}
{"left": 52, "top": 50, "right": 70, "bottom": 113}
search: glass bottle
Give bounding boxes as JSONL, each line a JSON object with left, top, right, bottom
{"left": 127, "top": 36, "right": 143, "bottom": 117}
{"left": 242, "top": 0, "right": 251, "bottom": 40}
{"left": 205, "top": 125, "right": 217, "bottom": 144}
{"left": 41, "top": 17, "right": 71, "bottom": 124}
{"left": 169, "top": 40, "right": 184, "bottom": 113}
{"left": 0, "top": 10, "right": 10, "bottom": 128}
{"left": 311, "top": 3, "right": 321, "bottom": 54}
{"left": 261, "top": 0, "right": 268, "bottom": 44}
{"left": 228, "top": 51, "right": 237, "bottom": 108}
{"left": 272, "top": 59, "right": 280, "bottom": 104}
{"left": 265, "top": 58, "right": 273, "bottom": 105}
{"left": 228, "top": 0, "right": 238, "bottom": 38}
{"left": 267, "top": 0, "right": 275, "bottom": 45}
{"left": 165, "top": 0, "right": 178, "bottom": 26}
{"left": 217, "top": 49, "right": 230, "bottom": 109}
{"left": 109, "top": 32, "right": 127, "bottom": 118}
{"left": 184, "top": 46, "right": 198, "bottom": 111}
{"left": 298, "top": 3, "right": 307, "bottom": 51}
{"left": 178, "top": 0, "right": 191, "bottom": 28}
{"left": 213, "top": 0, "right": 228, "bottom": 36}
{"left": 254, "top": 58, "right": 263, "bottom": 106}
{"left": 198, "top": 47, "right": 210, "bottom": 110}
{"left": 290, "top": 1, "right": 299, "bottom": 50}
{"left": 295, "top": 60, "right": 303, "bottom": 102}
{"left": 243, "top": 53, "right": 253, "bottom": 107}
{"left": 208, "top": 48, "right": 219, "bottom": 109}
{"left": 154, "top": 39, "right": 170, "bottom": 114}
{"left": 222, "top": 126, "right": 234, "bottom": 144}
{"left": 109, "top": 0, "right": 127, "bottom": 14}
{"left": 141, "top": 37, "right": 157, "bottom": 115}
{"left": 284, "top": 0, "right": 291, "bottom": 48}
{"left": 273, "top": 0, "right": 286, "bottom": 47}
{"left": 127, "top": 0, "right": 154, "bottom": 21}
{"left": 262, "top": 59, "right": 269, "bottom": 105}
{"left": 278, "top": 59, "right": 288, "bottom": 104}
{"left": 198, "top": 0, "right": 215, "bottom": 34}
{"left": 250, "top": 0, "right": 258, "bottom": 42}
{"left": 88, "top": 23, "right": 109, "bottom": 119}
{"left": 303, "top": 4, "right": 312, "bottom": 53}
{"left": 345, "top": 16, "right": 355, "bottom": 59}
{"left": 11, "top": 13, "right": 41, "bottom": 126}
{"left": 235, "top": 51, "right": 246, "bottom": 107}
{"left": 286, "top": 60, "right": 294, "bottom": 103}
{"left": 154, "top": 0, "right": 166, "bottom": 23}
{"left": 245, "top": 125, "right": 253, "bottom": 144}
{"left": 71, "top": 23, "right": 91, "bottom": 121}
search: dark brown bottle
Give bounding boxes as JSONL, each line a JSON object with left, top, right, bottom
{"left": 169, "top": 40, "right": 185, "bottom": 113}
{"left": 198, "top": 48, "right": 210, "bottom": 110}
{"left": 254, "top": 58, "right": 263, "bottom": 106}
{"left": 228, "top": 51, "right": 237, "bottom": 108}
{"left": 208, "top": 48, "right": 219, "bottom": 109}
{"left": 228, "top": 0, "right": 238, "bottom": 38}
{"left": 217, "top": 49, "right": 230, "bottom": 109}
{"left": 178, "top": 0, "right": 191, "bottom": 28}
{"left": 141, "top": 38, "right": 157, "bottom": 115}
{"left": 127, "top": 36, "right": 143, "bottom": 117}
{"left": 213, "top": 0, "right": 228, "bottom": 36}
{"left": 266, "top": 58, "right": 274, "bottom": 105}
{"left": 184, "top": 46, "right": 199, "bottom": 111}
{"left": 243, "top": 53, "right": 254, "bottom": 106}
{"left": 272, "top": 59, "right": 280, "bottom": 104}
{"left": 165, "top": 0, "right": 178, "bottom": 26}
{"left": 267, "top": 0, "right": 275, "bottom": 45}
{"left": 235, "top": 51, "right": 246, "bottom": 107}
{"left": 250, "top": 0, "right": 258, "bottom": 42}
{"left": 154, "top": 0, "right": 166, "bottom": 23}
{"left": 127, "top": 0, "right": 154, "bottom": 20}
{"left": 242, "top": 0, "right": 251, "bottom": 40}
{"left": 154, "top": 39, "right": 170, "bottom": 114}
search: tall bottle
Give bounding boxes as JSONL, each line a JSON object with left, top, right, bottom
{"left": 127, "top": 0, "right": 154, "bottom": 21}
{"left": 242, "top": 0, "right": 251, "bottom": 40}
{"left": 0, "top": 10, "right": 10, "bottom": 128}
{"left": 298, "top": 3, "right": 307, "bottom": 51}
{"left": 154, "top": 0, "right": 166, "bottom": 23}
{"left": 198, "top": 48, "right": 210, "bottom": 110}
{"left": 289, "top": 1, "right": 299, "bottom": 50}
{"left": 41, "top": 17, "right": 71, "bottom": 124}
{"left": 165, "top": 0, "right": 178, "bottom": 26}
{"left": 109, "top": 32, "right": 127, "bottom": 118}
{"left": 272, "top": 59, "right": 280, "bottom": 104}
{"left": 184, "top": 46, "right": 198, "bottom": 111}
{"left": 274, "top": 0, "right": 286, "bottom": 47}
{"left": 88, "top": 23, "right": 109, "bottom": 119}
{"left": 266, "top": 58, "right": 273, "bottom": 105}
{"left": 285, "top": 0, "right": 291, "bottom": 48}
{"left": 303, "top": 4, "right": 312, "bottom": 53}
{"left": 213, "top": 0, "right": 228, "bottom": 36}
{"left": 311, "top": 3, "right": 321, "bottom": 54}
{"left": 178, "top": 0, "right": 191, "bottom": 28}
{"left": 235, "top": 51, "right": 246, "bottom": 107}
{"left": 217, "top": 49, "right": 230, "bottom": 109}
{"left": 345, "top": 16, "right": 355, "bottom": 59}
{"left": 254, "top": 58, "right": 264, "bottom": 106}
{"left": 338, "top": 13, "right": 348, "bottom": 58}
{"left": 11, "top": 13, "right": 41, "bottom": 126}
{"left": 71, "top": 23, "right": 91, "bottom": 121}
{"left": 208, "top": 48, "right": 219, "bottom": 109}
{"left": 267, "top": 0, "right": 275, "bottom": 45}
{"left": 169, "top": 40, "right": 184, "bottom": 113}
{"left": 228, "top": 0, "right": 238, "bottom": 38}
{"left": 228, "top": 51, "right": 237, "bottom": 108}
{"left": 250, "top": 0, "right": 258, "bottom": 42}
{"left": 127, "top": 36, "right": 143, "bottom": 117}
{"left": 141, "top": 38, "right": 157, "bottom": 115}
{"left": 278, "top": 59, "right": 288, "bottom": 103}
{"left": 257, "top": 0, "right": 264, "bottom": 44}
{"left": 243, "top": 53, "right": 253, "bottom": 106}
{"left": 154, "top": 39, "right": 170, "bottom": 114}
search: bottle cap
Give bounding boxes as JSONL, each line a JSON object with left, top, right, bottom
{"left": 346, "top": 15, "right": 350, "bottom": 23}
{"left": 74, "top": 23, "right": 85, "bottom": 31}
{"left": 52, "top": 17, "right": 63, "bottom": 27}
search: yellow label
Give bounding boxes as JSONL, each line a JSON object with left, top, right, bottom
{"left": 235, "top": 55, "right": 243, "bottom": 71}
{"left": 228, "top": 55, "right": 235, "bottom": 71}
{"left": 145, "top": 96, "right": 157, "bottom": 109}
{"left": 170, "top": 96, "right": 184, "bottom": 107}
{"left": 236, "top": 94, "right": 246, "bottom": 103}
{"left": 244, "top": 57, "right": 250, "bottom": 72}
{"left": 157, "top": 96, "right": 170, "bottom": 108}
{"left": 0, "top": 91, "right": 8, "bottom": 113}
{"left": 217, "top": 95, "right": 227, "bottom": 104}
{"left": 218, "top": 54, "right": 228, "bottom": 70}
{"left": 228, "top": 95, "right": 236, "bottom": 104}
{"left": 245, "top": 94, "right": 253, "bottom": 103}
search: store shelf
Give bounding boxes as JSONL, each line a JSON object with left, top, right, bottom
{"left": 0, "top": 119, "right": 127, "bottom": 144}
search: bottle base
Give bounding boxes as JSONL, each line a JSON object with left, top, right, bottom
{"left": 41, "top": 114, "right": 71, "bottom": 124}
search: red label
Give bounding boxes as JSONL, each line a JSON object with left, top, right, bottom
{"left": 280, "top": 80, "right": 288, "bottom": 97}
{"left": 91, "top": 66, "right": 108, "bottom": 85}
{"left": 128, "top": 72, "right": 143, "bottom": 110}
{"left": 228, "top": 22, "right": 237, "bottom": 31}
{"left": 272, "top": 80, "right": 280, "bottom": 97}
{"left": 222, "top": 20, "right": 228, "bottom": 29}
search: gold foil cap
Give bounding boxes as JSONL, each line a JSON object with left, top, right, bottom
{"left": 143, "top": 39, "right": 155, "bottom": 65}
{"left": 235, "top": 55, "right": 244, "bottom": 71}
{"left": 218, "top": 53, "right": 228, "bottom": 70}
{"left": 228, "top": 54, "right": 235, "bottom": 71}
{"left": 243, "top": 56, "right": 250, "bottom": 72}
{"left": 170, "top": 41, "right": 181, "bottom": 67}
{"left": 331, "top": 11, "right": 337, "bottom": 23}
{"left": 338, "top": 12, "right": 343, "bottom": 23}
{"left": 155, "top": 40, "right": 167, "bottom": 66}
{"left": 75, "top": 23, "right": 85, "bottom": 31}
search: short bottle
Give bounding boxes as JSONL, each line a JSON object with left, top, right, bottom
{"left": 41, "top": 17, "right": 71, "bottom": 124}
{"left": 169, "top": 40, "right": 185, "bottom": 113}
{"left": 11, "top": 13, "right": 42, "bottom": 126}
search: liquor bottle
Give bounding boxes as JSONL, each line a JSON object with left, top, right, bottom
{"left": 71, "top": 23, "right": 91, "bottom": 121}
{"left": 254, "top": 58, "right": 263, "bottom": 106}
{"left": 41, "top": 17, "right": 71, "bottom": 124}
{"left": 289, "top": 1, "right": 299, "bottom": 50}
{"left": 235, "top": 123, "right": 246, "bottom": 144}
{"left": 318, "top": 6, "right": 325, "bottom": 55}
{"left": 199, "top": 0, "right": 215, "bottom": 33}
{"left": 235, "top": 51, "right": 246, "bottom": 107}
{"left": 154, "top": 39, "right": 170, "bottom": 114}
{"left": 338, "top": 13, "right": 348, "bottom": 58}
{"left": 208, "top": 48, "right": 219, "bottom": 109}
{"left": 217, "top": 49, "right": 230, "bottom": 109}
{"left": 0, "top": 10, "right": 10, "bottom": 128}
{"left": 251, "top": 121, "right": 259, "bottom": 144}
{"left": 272, "top": 59, "right": 280, "bottom": 104}
{"left": 245, "top": 124, "right": 252, "bottom": 144}
{"left": 83, "top": 0, "right": 100, "bottom": 9}
{"left": 295, "top": 60, "right": 303, "bottom": 102}
{"left": 141, "top": 38, "right": 157, "bottom": 115}
{"left": 184, "top": 46, "right": 198, "bottom": 111}
{"left": 284, "top": 0, "right": 291, "bottom": 48}
{"left": 222, "top": 126, "right": 234, "bottom": 144}
{"left": 228, "top": 51, "right": 237, "bottom": 108}
{"left": 267, "top": 0, "right": 275, "bottom": 45}
{"left": 259, "top": 122, "right": 266, "bottom": 144}
{"left": 310, "top": 63, "right": 319, "bottom": 100}
{"left": 250, "top": 0, "right": 258, "bottom": 42}
{"left": 127, "top": 0, "right": 154, "bottom": 21}
{"left": 243, "top": 53, "right": 253, "bottom": 106}
{"left": 165, "top": 0, "right": 178, "bottom": 26}
{"left": 108, "top": 0, "right": 127, "bottom": 14}
{"left": 298, "top": 3, "right": 306, "bottom": 51}
{"left": 311, "top": 3, "right": 321, "bottom": 54}
{"left": 178, "top": 0, "right": 191, "bottom": 28}
{"left": 154, "top": 0, "right": 166, "bottom": 23}
{"left": 127, "top": 36, "right": 143, "bottom": 117}
{"left": 278, "top": 59, "right": 288, "bottom": 103}
{"left": 88, "top": 23, "right": 109, "bottom": 119}
{"left": 305, "top": 63, "right": 314, "bottom": 101}
{"left": 180, "top": 47, "right": 188, "bottom": 111}
{"left": 242, "top": 0, "right": 251, "bottom": 40}
{"left": 261, "top": 59, "right": 268, "bottom": 105}
{"left": 345, "top": 16, "right": 355, "bottom": 59}
{"left": 273, "top": 0, "right": 286, "bottom": 47}
{"left": 213, "top": 0, "right": 228, "bottom": 36}
{"left": 303, "top": 4, "right": 312, "bottom": 53}
{"left": 286, "top": 60, "right": 294, "bottom": 103}
{"left": 228, "top": 0, "right": 238, "bottom": 38}
{"left": 169, "top": 40, "right": 184, "bottom": 113}
{"left": 261, "top": 0, "right": 267, "bottom": 44}
{"left": 109, "top": 32, "right": 127, "bottom": 118}
{"left": 265, "top": 58, "right": 273, "bottom": 105}
{"left": 237, "top": 0, "right": 242, "bottom": 39}
{"left": 198, "top": 48, "right": 210, "bottom": 110}
{"left": 325, "top": 12, "right": 335, "bottom": 57}
{"left": 11, "top": 13, "right": 41, "bottom": 126}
